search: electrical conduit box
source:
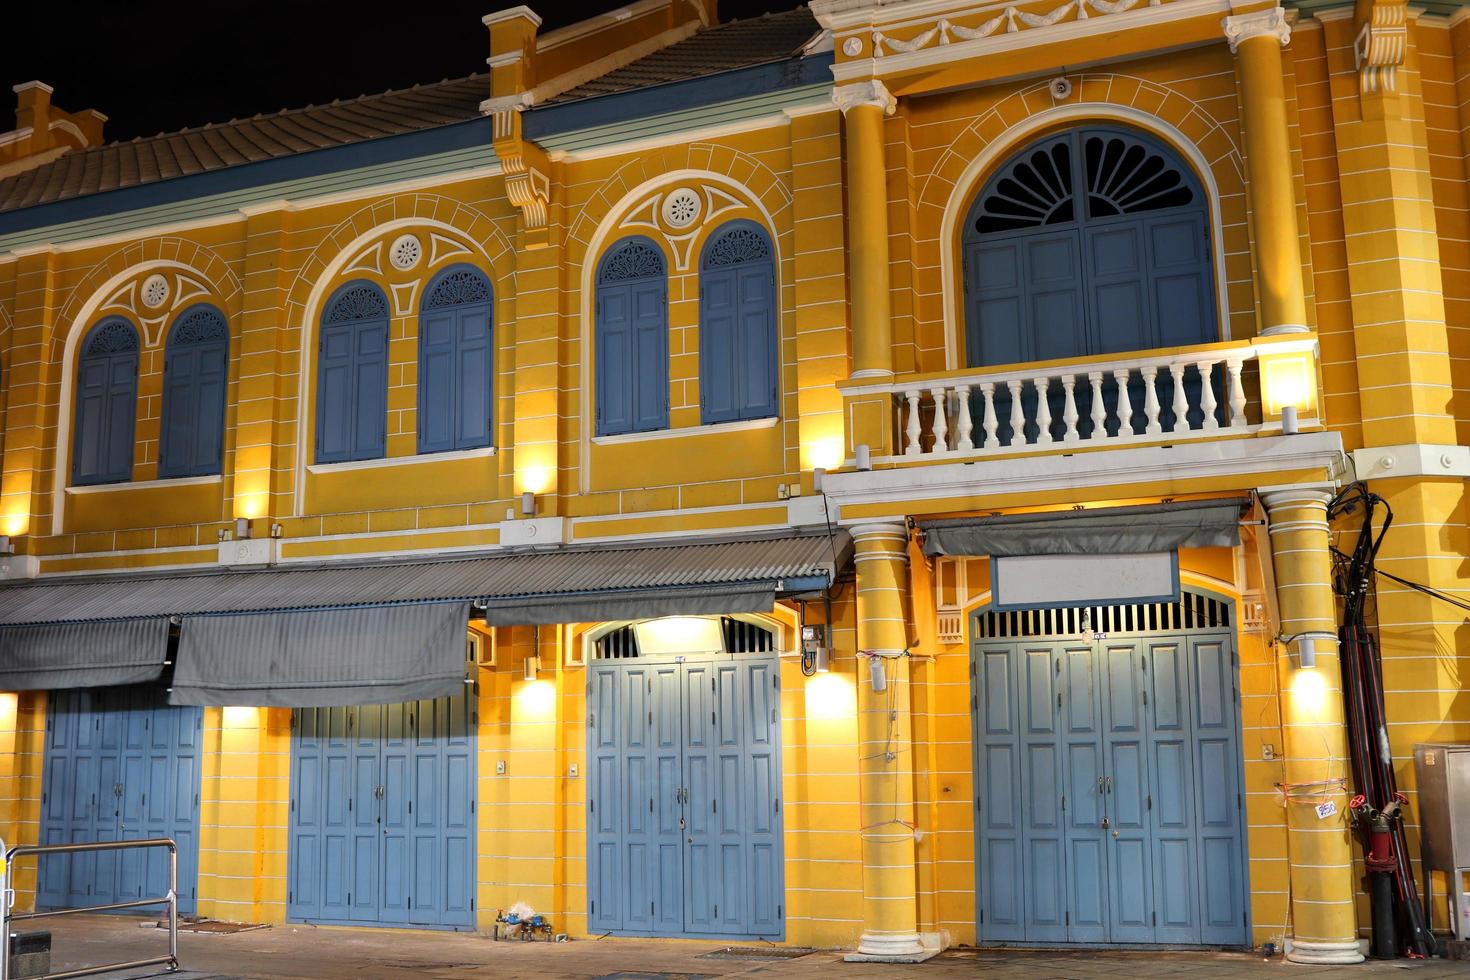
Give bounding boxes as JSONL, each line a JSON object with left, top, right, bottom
{"left": 1413, "top": 743, "right": 1470, "bottom": 942}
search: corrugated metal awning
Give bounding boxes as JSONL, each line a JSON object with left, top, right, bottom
{"left": 0, "top": 530, "right": 849, "bottom": 626}
{"left": 0, "top": 531, "right": 850, "bottom": 702}
{"left": 919, "top": 499, "right": 1247, "bottom": 558}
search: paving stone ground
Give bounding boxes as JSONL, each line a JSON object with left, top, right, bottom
{"left": 22, "top": 915, "right": 1470, "bottom": 979}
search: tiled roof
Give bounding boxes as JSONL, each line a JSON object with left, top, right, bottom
{"left": 0, "top": 75, "right": 489, "bottom": 213}
{"left": 0, "top": 6, "right": 824, "bottom": 216}
{"left": 546, "top": 7, "right": 822, "bottom": 104}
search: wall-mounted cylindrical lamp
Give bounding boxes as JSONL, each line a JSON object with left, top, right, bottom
{"left": 1281, "top": 630, "right": 1335, "bottom": 669}
{"left": 855, "top": 444, "right": 872, "bottom": 471}
{"left": 868, "top": 655, "right": 887, "bottom": 691}
{"left": 0, "top": 535, "right": 11, "bottom": 556}
{"left": 234, "top": 517, "right": 252, "bottom": 540}
{"left": 523, "top": 653, "right": 541, "bottom": 681}
{"left": 520, "top": 491, "right": 536, "bottom": 517}
{"left": 812, "top": 468, "right": 826, "bottom": 494}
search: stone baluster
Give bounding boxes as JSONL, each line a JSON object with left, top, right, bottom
{"left": 1007, "top": 379, "right": 1025, "bottom": 446}
{"left": 954, "top": 385, "right": 974, "bottom": 451}
{"left": 1033, "top": 376, "right": 1053, "bottom": 444}
{"left": 981, "top": 382, "right": 999, "bottom": 449}
{"left": 1142, "top": 366, "right": 1162, "bottom": 435}
{"left": 929, "top": 386, "right": 949, "bottom": 454}
{"left": 1061, "top": 375, "right": 1080, "bottom": 444}
{"left": 904, "top": 389, "right": 922, "bottom": 456}
{"left": 1113, "top": 368, "right": 1134, "bottom": 438}
{"left": 1226, "top": 358, "right": 1247, "bottom": 428}
{"left": 1170, "top": 361, "right": 1189, "bottom": 432}
{"left": 1198, "top": 360, "right": 1220, "bottom": 430}
{"left": 1089, "top": 371, "right": 1107, "bottom": 439}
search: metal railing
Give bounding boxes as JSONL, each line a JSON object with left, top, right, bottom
{"left": 0, "top": 836, "right": 178, "bottom": 980}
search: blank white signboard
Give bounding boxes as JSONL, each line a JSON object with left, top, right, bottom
{"left": 991, "top": 551, "right": 1179, "bottom": 610}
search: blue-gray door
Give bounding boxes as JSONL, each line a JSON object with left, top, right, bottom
{"left": 39, "top": 687, "right": 202, "bottom": 915}
{"left": 288, "top": 692, "right": 475, "bottom": 929}
{"left": 587, "top": 654, "right": 783, "bottom": 938}
{"left": 972, "top": 597, "right": 1246, "bottom": 946}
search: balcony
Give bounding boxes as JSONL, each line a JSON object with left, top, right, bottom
{"left": 840, "top": 335, "right": 1321, "bottom": 464}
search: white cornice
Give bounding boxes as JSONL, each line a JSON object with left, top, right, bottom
{"left": 830, "top": 0, "right": 1232, "bottom": 83}
{"left": 12, "top": 80, "right": 54, "bottom": 95}
{"left": 821, "top": 431, "right": 1345, "bottom": 518}
{"left": 482, "top": 5, "right": 542, "bottom": 28}
{"left": 1351, "top": 443, "right": 1470, "bottom": 481}
{"left": 1222, "top": 6, "right": 1291, "bottom": 52}
{"left": 537, "top": 0, "right": 666, "bottom": 50}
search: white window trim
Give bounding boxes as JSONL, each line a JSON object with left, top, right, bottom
{"left": 306, "top": 445, "right": 496, "bottom": 475}
{"left": 591, "top": 415, "right": 777, "bottom": 446}
{"left": 66, "top": 474, "right": 222, "bottom": 495}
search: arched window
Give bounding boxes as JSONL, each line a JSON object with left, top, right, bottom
{"left": 73, "top": 317, "right": 140, "bottom": 486}
{"left": 595, "top": 236, "right": 668, "bottom": 436}
{"left": 963, "top": 126, "right": 1216, "bottom": 367}
{"left": 418, "top": 265, "right": 493, "bottom": 454}
{"left": 159, "top": 304, "right": 229, "bottom": 478}
{"left": 315, "top": 281, "right": 389, "bottom": 464}
{"left": 699, "top": 221, "right": 778, "bottom": 424}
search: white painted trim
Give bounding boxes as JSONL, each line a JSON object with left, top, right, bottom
{"left": 291, "top": 218, "right": 502, "bottom": 517}
{"left": 0, "top": 127, "right": 33, "bottom": 147}
{"left": 286, "top": 522, "right": 501, "bottom": 545}
{"left": 591, "top": 416, "right": 777, "bottom": 445}
{"left": 1350, "top": 443, "right": 1470, "bottom": 480}
{"left": 545, "top": 105, "right": 820, "bottom": 163}
{"left": 37, "top": 555, "right": 218, "bottom": 577}
{"left": 305, "top": 446, "right": 497, "bottom": 475}
{"left": 937, "top": 101, "right": 1235, "bottom": 370}
{"left": 482, "top": 5, "right": 542, "bottom": 27}
{"left": 47, "top": 119, "right": 86, "bottom": 144}
{"left": 51, "top": 259, "right": 233, "bottom": 535}
{"left": 1446, "top": 6, "right": 1470, "bottom": 27}
{"left": 829, "top": 0, "right": 1232, "bottom": 82}
{"left": 65, "top": 474, "right": 222, "bottom": 495}
{"left": 577, "top": 169, "right": 784, "bottom": 494}
{"left": 12, "top": 80, "right": 54, "bottom": 94}
{"left": 538, "top": 0, "right": 666, "bottom": 50}
{"left": 822, "top": 431, "right": 1345, "bottom": 517}
{"left": 0, "top": 162, "right": 503, "bottom": 260}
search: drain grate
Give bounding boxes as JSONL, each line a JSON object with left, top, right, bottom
{"left": 696, "top": 946, "right": 815, "bottom": 961}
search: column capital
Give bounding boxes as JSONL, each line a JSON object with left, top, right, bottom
{"left": 850, "top": 521, "right": 909, "bottom": 547}
{"left": 833, "top": 79, "right": 896, "bottom": 116}
{"left": 1222, "top": 7, "right": 1290, "bottom": 53}
{"left": 1257, "top": 483, "right": 1333, "bottom": 513}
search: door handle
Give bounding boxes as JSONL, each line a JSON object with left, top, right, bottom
{"left": 1112, "top": 830, "right": 1119, "bottom": 838}
{"left": 374, "top": 784, "right": 385, "bottom": 799}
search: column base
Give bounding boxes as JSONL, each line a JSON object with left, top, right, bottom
{"left": 845, "top": 932, "right": 934, "bottom": 964}
{"left": 1286, "top": 939, "right": 1365, "bottom": 964}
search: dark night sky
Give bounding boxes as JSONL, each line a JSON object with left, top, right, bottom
{"left": 3, "top": 2, "right": 806, "bottom": 143}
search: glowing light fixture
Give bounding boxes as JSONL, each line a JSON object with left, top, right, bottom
{"left": 523, "top": 653, "right": 541, "bottom": 682}
{"left": 635, "top": 616, "right": 724, "bottom": 656}
{"left": 1260, "top": 351, "right": 1314, "bottom": 420}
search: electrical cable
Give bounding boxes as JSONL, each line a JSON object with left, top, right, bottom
{"left": 1327, "top": 482, "right": 1435, "bottom": 958}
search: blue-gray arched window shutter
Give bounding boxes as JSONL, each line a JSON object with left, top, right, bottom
{"left": 159, "top": 305, "right": 229, "bottom": 478}
{"left": 699, "top": 221, "right": 778, "bottom": 425}
{"left": 596, "top": 237, "right": 668, "bottom": 436}
{"left": 963, "top": 126, "right": 1216, "bottom": 368}
{"left": 418, "top": 266, "right": 493, "bottom": 454}
{"left": 315, "top": 282, "right": 390, "bottom": 464}
{"left": 73, "top": 317, "right": 140, "bottom": 486}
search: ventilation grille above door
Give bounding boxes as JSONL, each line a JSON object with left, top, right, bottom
{"left": 974, "top": 591, "right": 1232, "bottom": 640}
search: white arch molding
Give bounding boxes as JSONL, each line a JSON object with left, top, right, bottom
{"left": 937, "top": 102, "right": 1237, "bottom": 370}
{"left": 49, "top": 259, "right": 232, "bottom": 534}
{"left": 289, "top": 217, "right": 504, "bottom": 516}
{"left": 576, "top": 169, "right": 785, "bottom": 493}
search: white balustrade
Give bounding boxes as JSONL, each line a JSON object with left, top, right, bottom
{"left": 862, "top": 340, "right": 1303, "bottom": 460}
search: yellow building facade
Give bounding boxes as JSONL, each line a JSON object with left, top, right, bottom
{"left": 0, "top": 0, "right": 1466, "bottom": 963}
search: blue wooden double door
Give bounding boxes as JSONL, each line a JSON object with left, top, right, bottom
{"left": 587, "top": 656, "right": 783, "bottom": 939}
{"left": 973, "top": 628, "right": 1246, "bottom": 946}
{"left": 288, "top": 694, "right": 475, "bottom": 929}
{"left": 39, "top": 687, "right": 202, "bottom": 915}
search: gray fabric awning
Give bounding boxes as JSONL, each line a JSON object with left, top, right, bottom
{"left": 172, "top": 602, "right": 471, "bottom": 707}
{"left": 0, "top": 618, "right": 171, "bottom": 691}
{"left": 920, "top": 499, "right": 1246, "bottom": 558}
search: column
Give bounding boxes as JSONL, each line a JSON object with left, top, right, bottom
{"left": 1260, "top": 487, "right": 1362, "bottom": 964}
{"left": 835, "top": 81, "right": 899, "bottom": 458}
{"left": 1224, "top": 8, "right": 1308, "bottom": 336}
{"left": 847, "top": 522, "right": 925, "bottom": 961}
